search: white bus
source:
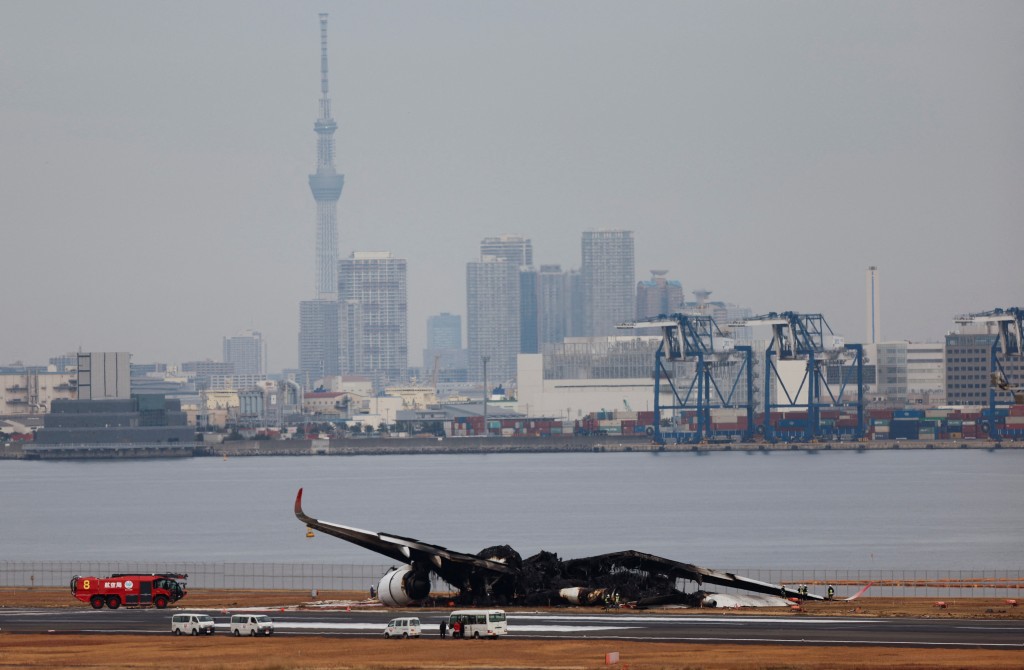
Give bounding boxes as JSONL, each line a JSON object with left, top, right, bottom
{"left": 448, "top": 609, "right": 507, "bottom": 639}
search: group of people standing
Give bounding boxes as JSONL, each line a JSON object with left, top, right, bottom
{"left": 438, "top": 618, "right": 464, "bottom": 638}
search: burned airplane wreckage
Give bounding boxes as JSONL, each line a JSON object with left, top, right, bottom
{"left": 295, "top": 489, "right": 820, "bottom": 608}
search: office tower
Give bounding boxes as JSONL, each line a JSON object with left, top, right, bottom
{"left": 223, "top": 330, "right": 266, "bottom": 376}
{"left": 480, "top": 235, "right": 533, "bottom": 266}
{"left": 636, "top": 270, "right": 684, "bottom": 319}
{"left": 567, "top": 268, "right": 586, "bottom": 337}
{"left": 427, "top": 313, "right": 462, "bottom": 351}
{"left": 538, "top": 264, "right": 569, "bottom": 346}
{"left": 424, "top": 313, "right": 468, "bottom": 381}
{"left": 519, "top": 268, "right": 539, "bottom": 354}
{"left": 866, "top": 266, "right": 881, "bottom": 344}
{"left": 298, "top": 299, "right": 340, "bottom": 384}
{"left": 338, "top": 252, "right": 408, "bottom": 388}
{"left": 467, "top": 257, "right": 520, "bottom": 383}
{"left": 581, "top": 230, "right": 635, "bottom": 337}
{"left": 298, "top": 14, "right": 344, "bottom": 385}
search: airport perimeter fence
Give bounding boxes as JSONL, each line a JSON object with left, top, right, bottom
{"left": 1, "top": 562, "right": 1020, "bottom": 599}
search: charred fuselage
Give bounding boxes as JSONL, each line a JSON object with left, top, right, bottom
{"left": 294, "top": 488, "right": 819, "bottom": 608}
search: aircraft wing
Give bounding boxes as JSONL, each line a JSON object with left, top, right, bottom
{"left": 562, "top": 550, "right": 824, "bottom": 601}
{"left": 293, "top": 488, "right": 514, "bottom": 575}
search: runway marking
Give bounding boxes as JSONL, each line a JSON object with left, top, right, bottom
{"left": 509, "top": 614, "right": 876, "bottom": 625}
{"left": 523, "top": 633, "right": 1024, "bottom": 648}
{"left": 271, "top": 621, "right": 636, "bottom": 633}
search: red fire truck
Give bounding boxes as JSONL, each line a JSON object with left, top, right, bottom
{"left": 70, "top": 573, "right": 187, "bottom": 609}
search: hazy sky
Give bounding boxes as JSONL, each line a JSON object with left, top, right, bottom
{"left": 2, "top": 1, "right": 1022, "bottom": 371}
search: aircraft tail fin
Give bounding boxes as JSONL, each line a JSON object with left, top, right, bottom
{"left": 844, "top": 582, "right": 873, "bottom": 601}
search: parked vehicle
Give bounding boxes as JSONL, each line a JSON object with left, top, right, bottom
{"left": 230, "top": 614, "right": 274, "bottom": 636}
{"left": 448, "top": 609, "right": 507, "bottom": 639}
{"left": 171, "top": 613, "right": 216, "bottom": 636}
{"left": 383, "top": 617, "right": 421, "bottom": 638}
{"left": 71, "top": 573, "right": 187, "bottom": 609}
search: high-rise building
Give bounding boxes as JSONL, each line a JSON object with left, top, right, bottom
{"left": 480, "top": 235, "right": 533, "bottom": 266}
{"left": 427, "top": 313, "right": 462, "bottom": 351}
{"left": 581, "top": 230, "right": 635, "bottom": 337}
{"left": 566, "top": 268, "right": 586, "bottom": 337}
{"left": 467, "top": 257, "right": 520, "bottom": 383}
{"left": 537, "top": 265, "right": 569, "bottom": 347}
{"left": 223, "top": 330, "right": 266, "bottom": 376}
{"left": 866, "top": 266, "right": 881, "bottom": 344}
{"left": 298, "top": 299, "right": 340, "bottom": 384}
{"left": 298, "top": 14, "right": 344, "bottom": 386}
{"left": 424, "top": 313, "right": 468, "bottom": 382}
{"left": 338, "top": 252, "right": 408, "bottom": 388}
{"left": 636, "top": 270, "right": 684, "bottom": 319}
{"left": 519, "top": 268, "right": 539, "bottom": 354}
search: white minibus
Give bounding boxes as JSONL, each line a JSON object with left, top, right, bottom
{"left": 448, "top": 609, "right": 507, "bottom": 639}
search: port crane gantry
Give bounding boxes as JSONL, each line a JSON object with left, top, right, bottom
{"left": 954, "top": 307, "right": 1024, "bottom": 439}
{"left": 619, "top": 314, "right": 755, "bottom": 444}
{"left": 728, "top": 312, "right": 865, "bottom": 442}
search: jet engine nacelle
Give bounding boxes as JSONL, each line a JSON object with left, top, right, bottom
{"left": 558, "top": 586, "right": 610, "bottom": 606}
{"left": 377, "top": 565, "right": 431, "bottom": 607}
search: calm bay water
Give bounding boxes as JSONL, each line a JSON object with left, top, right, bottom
{"left": 2, "top": 450, "right": 1022, "bottom": 570}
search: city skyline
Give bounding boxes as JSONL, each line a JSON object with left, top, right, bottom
{"left": 2, "top": 2, "right": 1022, "bottom": 370}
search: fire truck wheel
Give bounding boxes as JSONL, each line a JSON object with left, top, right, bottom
{"left": 106, "top": 596, "right": 121, "bottom": 609}
{"left": 154, "top": 596, "right": 168, "bottom": 609}
{"left": 90, "top": 595, "right": 104, "bottom": 609}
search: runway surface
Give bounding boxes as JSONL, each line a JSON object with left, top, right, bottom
{"left": 2, "top": 607, "right": 1022, "bottom": 649}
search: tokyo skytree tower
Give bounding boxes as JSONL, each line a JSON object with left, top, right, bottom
{"left": 308, "top": 13, "right": 344, "bottom": 299}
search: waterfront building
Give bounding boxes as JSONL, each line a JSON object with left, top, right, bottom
{"left": 907, "top": 342, "right": 946, "bottom": 405}
{"left": 945, "top": 330, "right": 1024, "bottom": 406}
{"left": 34, "top": 395, "right": 193, "bottom": 445}
{"left": 516, "top": 337, "right": 660, "bottom": 418}
{"left": 338, "top": 251, "right": 408, "bottom": 388}
{"left": 864, "top": 342, "right": 908, "bottom": 406}
{"left": 581, "top": 230, "right": 635, "bottom": 337}
{"left": 0, "top": 369, "right": 77, "bottom": 416}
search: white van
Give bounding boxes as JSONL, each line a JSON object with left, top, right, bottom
{"left": 448, "top": 609, "right": 507, "bottom": 639}
{"left": 383, "top": 617, "right": 422, "bottom": 638}
{"left": 230, "top": 614, "right": 274, "bottom": 636}
{"left": 171, "top": 613, "right": 216, "bottom": 636}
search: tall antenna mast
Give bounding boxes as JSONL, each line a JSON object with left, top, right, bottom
{"left": 309, "top": 12, "right": 344, "bottom": 300}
